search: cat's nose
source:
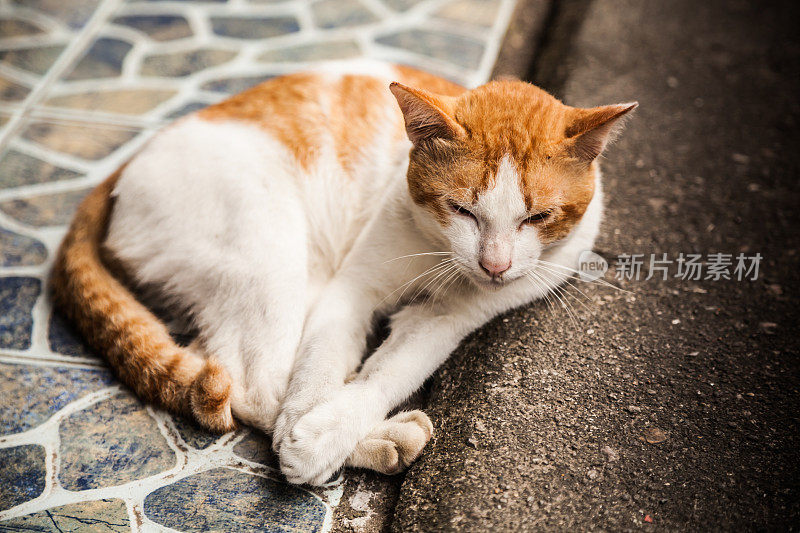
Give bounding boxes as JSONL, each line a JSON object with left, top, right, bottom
{"left": 480, "top": 259, "right": 511, "bottom": 278}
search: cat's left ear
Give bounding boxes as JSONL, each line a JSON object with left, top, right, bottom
{"left": 390, "top": 82, "right": 465, "bottom": 145}
{"left": 565, "top": 102, "right": 638, "bottom": 162}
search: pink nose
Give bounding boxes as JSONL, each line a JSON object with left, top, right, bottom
{"left": 480, "top": 259, "right": 511, "bottom": 277}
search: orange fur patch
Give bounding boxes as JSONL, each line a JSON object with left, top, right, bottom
{"left": 330, "top": 74, "right": 395, "bottom": 171}
{"left": 200, "top": 71, "right": 403, "bottom": 173}
{"left": 396, "top": 79, "right": 634, "bottom": 242}
{"left": 199, "top": 73, "right": 324, "bottom": 170}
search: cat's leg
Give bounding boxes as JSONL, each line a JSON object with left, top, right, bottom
{"left": 188, "top": 210, "right": 309, "bottom": 433}
{"left": 277, "top": 303, "right": 475, "bottom": 485}
{"left": 272, "top": 280, "right": 373, "bottom": 451}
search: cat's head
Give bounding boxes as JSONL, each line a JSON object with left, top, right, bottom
{"left": 390, "top": 79, "right": 636, "bottom": 289}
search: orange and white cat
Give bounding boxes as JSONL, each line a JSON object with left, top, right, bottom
{"left": 51, "top": 60, "right": 635, "bottom": 486}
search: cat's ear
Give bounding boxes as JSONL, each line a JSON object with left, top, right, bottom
{"left": 390, "top": 82, "right": 465, "bottom": 145}
{"left": 565, "top": 102, "right": 638, "bottom": 162}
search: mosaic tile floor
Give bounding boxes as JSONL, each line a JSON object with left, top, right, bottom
{"left": 0, "top": 0, "right": 515, "bottom": 530}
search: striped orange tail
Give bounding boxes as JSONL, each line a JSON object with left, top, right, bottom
{"left": 50, "top": 169, "right": 236, "bottom": 433}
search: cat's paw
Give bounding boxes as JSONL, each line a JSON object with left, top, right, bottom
{"left": 278, "top": 394, "right": 369, "bottom": 485}
{"left": 347, "top": 410, "right": 434, "bottom": 474}
{"left": 272, "top": 410, "right": 298, "bottom": 454}
{"left": 272, "top": 391, "right": 328, "bottom": 454}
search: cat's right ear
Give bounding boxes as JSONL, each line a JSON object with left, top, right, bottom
{"left": 390, "top": 82, "right": 465, "bottom": 145}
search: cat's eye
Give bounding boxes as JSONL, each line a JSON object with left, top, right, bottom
{"left": 448, "top": 201, "right": 476, "bottom": 220}
{"left": 522, "top": 210, "right": 552, "bottom": 225}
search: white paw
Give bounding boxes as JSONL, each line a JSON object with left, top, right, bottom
{"left": 272, "top": 410, "right": 297, "bottom": 454}
{"left": 278, "top": 395, "right": 370, "bottom": 485}
{"left": 347, "top": 410, "right": 434, "bottom": 474}
{"left": 272, "top": 389, "right": 329, "bottom": 454}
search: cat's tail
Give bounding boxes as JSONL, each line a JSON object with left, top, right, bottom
{"left": 50, "top": 168, "right": 236, "bottom": 433}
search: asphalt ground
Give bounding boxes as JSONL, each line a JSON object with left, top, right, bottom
{"left": 390, "top": 0, "right": 800, "bottom": 530}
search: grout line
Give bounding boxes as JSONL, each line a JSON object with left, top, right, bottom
{"left": 0, "top": 0, "right": 125, "bottom": 153}
{"left": 472, "top": 0, "right": 519, "bottom": 87}
{"left": 0, "top": 352, "right": 106, "bottom": 369}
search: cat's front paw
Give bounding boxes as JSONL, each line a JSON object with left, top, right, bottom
{"left": 347, "top": 410, "right": 434, "bottom": 474}
{"left": 272, "top": 390, "right": 329, "bottom": 454}
{"left": 271, "top": 409, "right": 298, "bottom": 454}
{"left": 278, "top": 395, "right": 371, "bottom": 485}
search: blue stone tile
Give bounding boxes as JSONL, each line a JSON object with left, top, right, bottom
{"left": 20, "top": 120, "right": 140, "bottom": 161}
{"left": 376, "top": 29, "right": 485, "bottom": 69}
{"left": 0, "top": 149, "right": 83, "bottom": 188}
{"left": 311, "top": 0, "right": 378, "bottom": 29}
{"left": 112, "top": 14, "right": 193, "bottom": 41}
{"left": 0, "top": 44, "right": 65, "bottom": 75}
{"left": 0, "top": 17, "right": 44, "bottom": 37}
{"left": 383, "top": 0, "right": 424, "bottom": 11}
{"left": 59, "top": 395, "right": 176, "bottom": 491}
{"left": 0, "top": 499, "right": 130, "bottom": 531}
{"left": 142, "top": 48, "right": 236, "bottom": 78}
{"left": 165, "top": 101, "right": 209, "bottom": 119}
{"left": 0, "top": 188, "right": 90, "bottom": 227}
{"left": 172, "top": 416, "right": 218, "bottom": 449}
{"left": 258, "top": 39, "right": 361, "bottom": 62}
{"left": 0, "top": 362, "right": 114, "bottom": 435}
{"left": 233, "top": 429, "right": 277, "bottom": 466}
{"left": 144, "top": 468, "right": 327, "bottom": 531}
{"left": 0, "top": 75, "right": 31, "bottom": 102}
{"left": 11, "top": 0, "right": 102, "bottom": 30}
{"left": 0, "top": 277, "right": 40, "bottom": 349}
{"left": 64, "top": 37, "right": 133, "bottom": 80}
{"left": 0, "top": 445, "right": 46, "bottom": 512}
{"left": 48, "top": 310, "right": 98, "bottom": 358}
{"left": 200, "top": 74, "right": 274, "bottom": 95}
{"left": 44, "top": 88, "right": 177, "bottom": 115}
{"left": 210, "top": 16, "right": 299, "bottom": 39}
{"left": 434, "top": 0, "right": 501, "bottom": 27}
{"left": 0, "top": 229, "right": 47, "bottom": 267}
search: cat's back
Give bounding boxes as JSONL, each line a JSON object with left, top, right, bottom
{"left": 106, "top": 61, "right": 465, "bottom": 279}
{"left": 116, "top": 61, "right": 464, "bottom": 201}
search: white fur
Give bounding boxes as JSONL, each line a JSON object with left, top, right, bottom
{"left": 105, "top": 65, "right": 603, "bottom": 485}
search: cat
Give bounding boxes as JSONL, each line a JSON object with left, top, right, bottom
{"left": 50, "top": 59, "right": 635, "bottom": 486}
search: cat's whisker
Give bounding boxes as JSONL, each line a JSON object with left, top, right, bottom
{"left": 551, "top": 281, "right": 587, "bottom": 323}
{"left": 531, "top": 265, "right": 597, "bottom": 315}
{"left": 523, "top": 272, "right": 556, "bottom": 317}
{"left": 420, "top": 262, "right": 454, "bottom": 301}
{"left": 382, "top": 258, "right": 456, "bottom": 307}
{"left": 535, "top": 280, "right": 557, "bottom": 317}
{"left": 548, "top": 282, "right": 580, "bottom": 329}
{"left": 412, "top": 261, "right": 458, "bottom": 304}
{"left": 540, "top": 261, "right": 631, "bottom": 293}
{"left": 399, "top": 260, "right": 456, "bottom": 301}
{"left": 525, "top": 270, "right": 580, "bottom": 329}
{"left": 383, "top": 251, "right": 453, "bottom": 264}
{"left": 426, "top": 263, "right": 463, "bottom": 308}
{"left": 535, "top": 259, "right": 631, "bottom": 293}
{"left": 418, "top": 266, "right": 454, "bottom": 309}
{"left": 422, "top": 255, "right": 472, "bottom": 309}
{"left": 524, "top": 271, "right": 559, "bottom": 321}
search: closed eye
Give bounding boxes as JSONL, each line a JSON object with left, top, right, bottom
{"left": 522, "top": 210, "right": 552, "bottom": 224}
{"left": 448, "top": 201, "right": 476, "bottom": 220}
